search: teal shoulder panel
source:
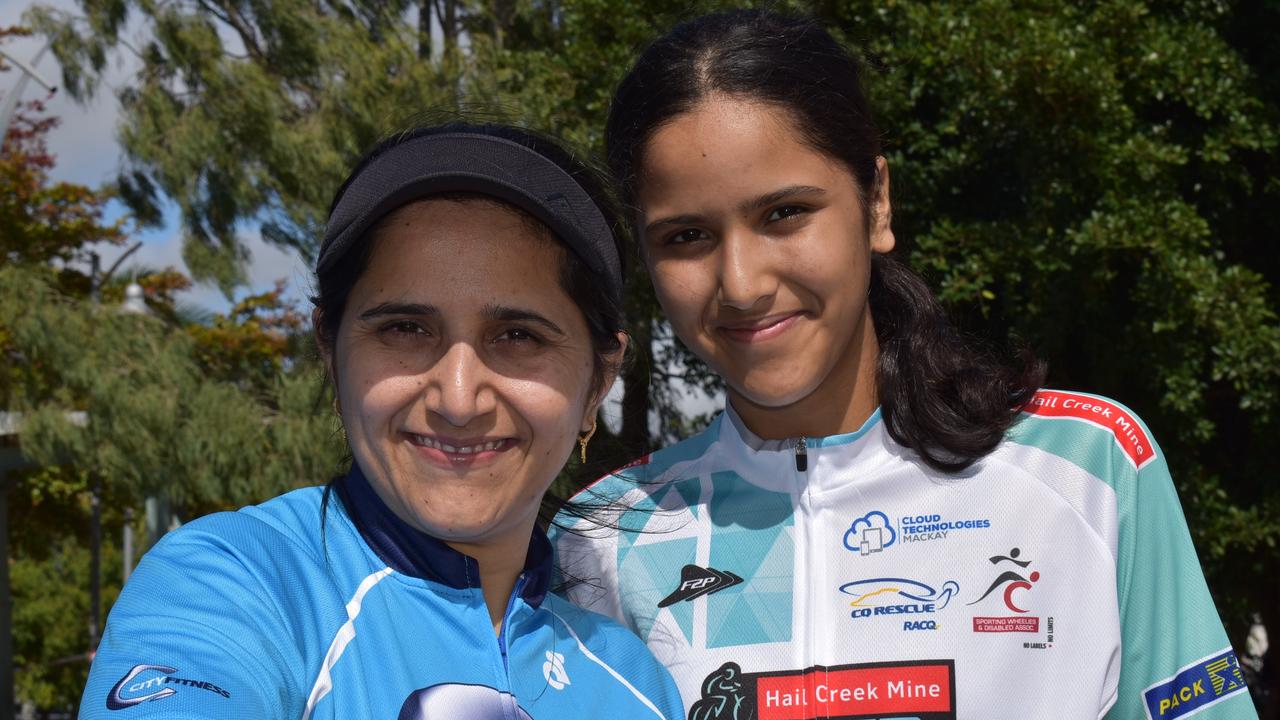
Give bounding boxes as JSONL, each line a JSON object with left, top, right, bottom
{"left": 1011, "top": 392, "right": 1255, "bottom": 720}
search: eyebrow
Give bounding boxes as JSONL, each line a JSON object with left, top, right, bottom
{"left": 357, "top": 301, "right": 566, "bottom": 336}
{"left": 745, "top": 185, "right": 826, "bottom": 212}
{"left": 644, "top": 184, "right": 827, "bottom": 235}
{"left": 359, "top": 302, "right": 438, "bottom": 321}
{"left": 484, "top": 304, "right": 566, "bottom": 337}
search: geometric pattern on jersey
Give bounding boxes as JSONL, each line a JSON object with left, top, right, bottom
{"left": 706, "top": 471, "right": 794, "bottom": 648}
{"left": 623, "top": 537, "right": 698, "bottom": 644}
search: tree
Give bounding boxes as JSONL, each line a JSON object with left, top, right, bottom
{"left": 2, "top": 29, "right": 346, "bottom": 709}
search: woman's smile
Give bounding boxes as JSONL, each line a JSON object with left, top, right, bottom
{"left": 715, "top": 311, "right": 805, "bottom": 344}
{"left": 404, "top": 432, "right": 518, "bottom": 468}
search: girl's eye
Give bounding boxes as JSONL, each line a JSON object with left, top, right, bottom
{"left": 664, "top": 228, "right": 707, "bottom": 246}
{"left": 767, "top": 205, "right": 808, "bottom": 222}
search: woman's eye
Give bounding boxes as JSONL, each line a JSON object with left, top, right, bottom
{"left": 767, "top": 205, "right": 808, "bottom": 222}
{"left": 496, "top": 327, "right": 541, "bottom": 345}
{"left": 664, "top": 228, "right": 707, "bottom": 246}
{"left": 383, "top": 320, "right": 427, "bottom": 336}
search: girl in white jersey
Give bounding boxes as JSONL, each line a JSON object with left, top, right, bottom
{"left": 552, "top": 9, "right": 1256, "bottom": 720}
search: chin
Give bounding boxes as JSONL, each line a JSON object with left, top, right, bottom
{"left": 431, "top": 520, "right": 504, "bottom": 542}
{"left": 729, "top": 367, "right": 820, "bottom": 407}
{"left": 414, "top": 508, "right": 505, "bottom": 541}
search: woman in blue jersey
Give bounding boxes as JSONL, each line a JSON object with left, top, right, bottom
{"left": 80, "top": 123, "right": 683, "bottom": 719}
{"left": 553, "top": 10, "right": 1256, "bottom": 720}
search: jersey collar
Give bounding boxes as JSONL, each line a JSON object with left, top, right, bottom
{"left": 336, "top": 464, "right": 552, "bottom": 607}
{"left": 721, "top": 400, "right": 884, "bottom": 451}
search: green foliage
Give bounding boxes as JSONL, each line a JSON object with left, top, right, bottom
{"left": 1, "top": 265, "right": 346, "bottom": 508}
{"left": 10, "top": 533, "right": 115, "bottom": 710}
{"left": 26, "top": 0, "right": 469, "bottom": 295}
{"left": 2, "top": 39, "right": 348, "bottom": 708}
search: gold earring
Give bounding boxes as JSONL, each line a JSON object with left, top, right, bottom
{"left": 579, "top": 418, "right": 597, "bottom": 464}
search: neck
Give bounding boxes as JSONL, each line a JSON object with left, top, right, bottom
{"left": 337, "top": 468, "right": 544, "bottom": 637}
{"left": 447, "top": 524, "right": 534, "bottom": 635}
{"left": 730, "top": 308, "right": 881, "bottom": 440}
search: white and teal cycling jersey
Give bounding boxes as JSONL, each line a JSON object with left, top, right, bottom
{"left": 552, "top": 390, "right": 1256, "bottom": 720}
{"left": 81, "top": 466, "right": 682, "bottom": 719}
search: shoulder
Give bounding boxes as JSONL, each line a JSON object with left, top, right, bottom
{"left": 1004, "top": 389, "right": 1163, "bottom": 486}
{"left": 82, "top": 488, "right": 341, "bottom": 718}
{"left": 129, "top": 485, "right": 350, "bottom": 616}
{"left": 158, "top": 485, "right": 330, "bottom": 565}
{"left": 541, "top": 593, "right": 640, "bottom": 648}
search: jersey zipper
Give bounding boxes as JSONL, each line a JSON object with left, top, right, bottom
{"left": 794, "top": 435, "right": 808, "bottom": 472}
{"left": 497, "top": 573, "right": 528, "bottom": 676}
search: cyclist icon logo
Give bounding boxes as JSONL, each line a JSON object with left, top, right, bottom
{"left": 690, "top": 662, "right": 752, "bottom": 720}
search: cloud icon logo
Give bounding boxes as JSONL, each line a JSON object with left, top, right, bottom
{"left": 843, "top": 510, "right": 896, "bottom": 556}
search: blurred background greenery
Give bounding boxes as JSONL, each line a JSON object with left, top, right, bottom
{"left": 1, "top": 0, "right": 1277, "bottom": 715}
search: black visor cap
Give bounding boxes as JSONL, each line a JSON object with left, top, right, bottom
{"left": 318, "top": 132, "right": 622, "bottom": 306}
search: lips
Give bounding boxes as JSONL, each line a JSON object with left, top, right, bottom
{"left": 716, "top": 311, "right": 803, "bottom": 344}
{"left": 408, "top": 435, "right": 508, "bottom": 454}
{"left": 406, "top": 433, "right": 515, "bottom": 466}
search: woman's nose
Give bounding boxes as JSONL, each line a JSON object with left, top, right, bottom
{"left": 716, "top": 228, "right": 777, "bottom": 311}
{"left": 425, "top": 341, "right": 497, "bottom": 428}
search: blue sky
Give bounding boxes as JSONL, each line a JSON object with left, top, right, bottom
{"left": 2, "top": 0, "right": 310, "bottom": 315}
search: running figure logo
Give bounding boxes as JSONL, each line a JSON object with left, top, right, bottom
{"left": 966, "top": 548, "right": 1040, "bottom": 613}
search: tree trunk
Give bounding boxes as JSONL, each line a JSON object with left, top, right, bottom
{"left": 491, "top": 0, "right": 515, "bottom": 51}
{"left": 442, "top": 0, "right": 458, "bottom": 57}
{"left": 418, "top": 0, "right": 432, "bottom": 59}
{"left": 619, "top": 313, "right": 654, "bottom": 462}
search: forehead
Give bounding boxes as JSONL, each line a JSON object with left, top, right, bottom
{"left": 637, "top": 97, "right": 853, "bottom": 206}
{"left": 353, "top": 198, "right": 570, "bottom": 309}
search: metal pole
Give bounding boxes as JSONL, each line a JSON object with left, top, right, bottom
{"left": 87, "top": 257, "right": 102, "bottom": 660}
{"left": 1, "top": 470, "right": 14, "bottom": 720}
{"left": 122, "top": 507, "right": 133, "bottom": 583}
{"left": 89, "top": 475, "right": 101, "bottom": 654}
{"left": 0, "top": 44, "right": 56, "bottom": 137}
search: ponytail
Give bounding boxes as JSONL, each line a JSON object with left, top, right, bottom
{"left": 870, "top": 254, "right": 1045, "bottom": 471}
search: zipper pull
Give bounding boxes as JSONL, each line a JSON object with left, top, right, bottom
{"left": 795, "top": 436, "right": 808, "bottom": 472}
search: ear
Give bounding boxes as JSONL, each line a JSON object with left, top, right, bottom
{"left": 869, "top": 156, "right": 896, "bottom": 254}
{"left": 582, "top": 331, "right": 630, "bottom": 433}
{"left": 313, "top": 307, "right": 337, "bottom": 386}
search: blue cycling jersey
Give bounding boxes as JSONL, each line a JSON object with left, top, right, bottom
{"left": 80, "top": 466, "right": 683, "bottom": 719}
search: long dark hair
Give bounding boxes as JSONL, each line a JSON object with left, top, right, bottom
{"left": 606, "top": 9, "right": 1044, "bottom": 472}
